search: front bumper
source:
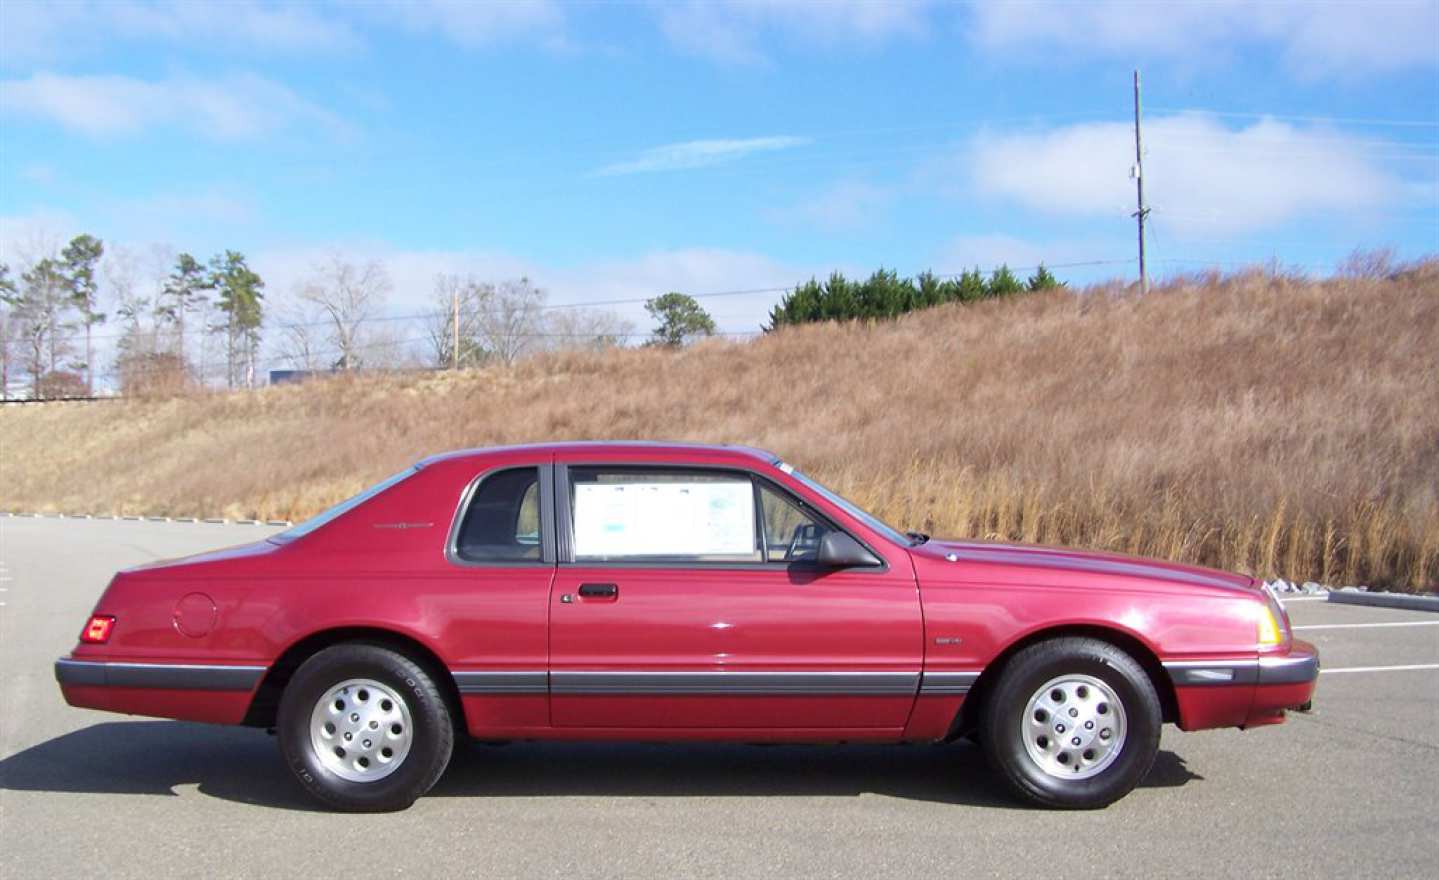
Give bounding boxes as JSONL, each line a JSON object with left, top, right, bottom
{"left": 1163, "top": 639, "right": 1319, "bottom": 730}
{"left": 1247, "top": 639, "right": 1320, "bottom": 725}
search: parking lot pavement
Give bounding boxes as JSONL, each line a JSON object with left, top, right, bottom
{"left": 2, "top": 518, "right": 1436, "bottom": 879}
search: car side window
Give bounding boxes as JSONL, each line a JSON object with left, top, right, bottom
{"left": 569, "top": 468, "right": 763, "bottom": 563}
{"left": 757, "top": 481, "right": 830, "bottom": 562}
{"left": 456, "top": 468, "right": 543, "bottom": 562}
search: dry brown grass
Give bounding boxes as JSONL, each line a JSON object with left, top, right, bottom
{"left": 3, "top": 263, "right": 1436, "bottom": 589}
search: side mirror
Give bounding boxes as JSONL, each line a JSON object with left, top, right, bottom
{"left": 815, "top": 531, "right": 882, "bottom": 568}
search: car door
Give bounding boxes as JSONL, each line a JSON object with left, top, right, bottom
{"left": 440, "top": 460, "right": 557, "bottom": 735}
{"left": 548, "top": 462, "right": 923, "bottom": 731}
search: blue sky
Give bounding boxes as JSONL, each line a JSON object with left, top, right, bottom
{"left": 1, "top": 0, "right": 1436, "bottom": 338}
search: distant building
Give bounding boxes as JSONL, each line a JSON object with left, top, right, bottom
{"left": 269, "top": 369, "right": 327, "bottom": 386}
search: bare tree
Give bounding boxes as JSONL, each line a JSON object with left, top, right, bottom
{"left": 424, "top": 273, "right": 489, "bottom": 368}
{"left": 540, "top": 307, "right": 635, "bottom": 352}
{"left": 273, "top": 298, "right": 327, "bottom": 372}
{"left": 477, "top": 277, "right": 545, "bottom": 366}
{"left": 298, "top": 256, "right": 390, "bottom": 370}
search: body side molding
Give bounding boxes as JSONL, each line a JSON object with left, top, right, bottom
{"left": 54, "top": 658, "right": 266, "bottom": 691}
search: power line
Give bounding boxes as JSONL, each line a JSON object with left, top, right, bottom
{"left": 1147, "top": 107, "right": 1439, "bottom": 129}
{"left": 27, "top": 260, "right": 1136, "bottom": 348}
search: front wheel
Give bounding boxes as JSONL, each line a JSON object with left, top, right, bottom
{"left": 980, "top": 637, "right": 1161, "bottom": 809}
{"left": 277, "top": 644, "right": 455, "bottom": 811}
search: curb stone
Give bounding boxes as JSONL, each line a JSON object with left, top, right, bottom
{"left": 1327, "top": 590, "right": 1439, "bottom": 613}
{"left": 4, "top": 512, "right": 290, "bottom": 527}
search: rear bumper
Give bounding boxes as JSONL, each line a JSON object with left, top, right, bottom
{"left": 55, "top": 657, "right": 266, "bottom": 724}
{"left": 1164, "top": 639, "right": 1319, "bottom": 730}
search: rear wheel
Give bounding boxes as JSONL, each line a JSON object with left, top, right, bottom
{"left": 980, "top": 637, "right": 1160, "bottom": 809}
{"left": 277, "top": 644, "right": 454, "bottom": 811}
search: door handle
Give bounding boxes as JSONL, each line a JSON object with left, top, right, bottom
{"left": 577, "top": 582, "right": 619, "bottom": 599}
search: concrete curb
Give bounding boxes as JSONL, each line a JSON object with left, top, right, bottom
{"left": 1327, "top": 591, "right": 1439, "bottom": 613}
{"left": 1, "top": 511, "right": 290, "bottom": 527}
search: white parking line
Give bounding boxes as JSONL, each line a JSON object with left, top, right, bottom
{"left": 1321, "top": 664, "right": 1439, "bottom": 675}
{"left": 1295, "top": 621, "right": 1439, "bottom": 631}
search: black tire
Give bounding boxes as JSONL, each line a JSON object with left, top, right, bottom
{"left": 277, "top": 643, "right": 455, "bottom": 812}
{"left": 980, "top": 637, "right": 1161, "bottom": 809}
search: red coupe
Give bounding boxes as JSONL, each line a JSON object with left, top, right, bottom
{"left": 56, "top": 442, "right": 1318, "bottom": 811}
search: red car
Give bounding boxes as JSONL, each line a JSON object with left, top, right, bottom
{"left": 55, "top": 442, "right": 1318, "bottom": 811}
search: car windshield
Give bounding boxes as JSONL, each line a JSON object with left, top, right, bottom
{"left": 270, "top": 467, "right": 419, "bottom": 542}
{"left": 777, "top": 461, "right": 914, "bottom": 547}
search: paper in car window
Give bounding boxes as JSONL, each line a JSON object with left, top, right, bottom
{"left": 574, "top": 481, "right": 755, "bottom": 557}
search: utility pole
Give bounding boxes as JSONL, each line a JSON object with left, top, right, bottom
{"left": 1132, "top": 69, "right": 1150, "bottom": 294}
{"left": 451, "top": 285, "right": 460, "bottom": 370}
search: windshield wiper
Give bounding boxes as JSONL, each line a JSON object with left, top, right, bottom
{"left": 906, "top": 530, "right": 930, "bottom": 545}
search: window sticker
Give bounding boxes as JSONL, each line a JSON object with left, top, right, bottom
{"left": 574, "top": 481, "right": 755, "bottom": 557}
{"left": 777, "top": 461, "right": 795, "bottom": 474}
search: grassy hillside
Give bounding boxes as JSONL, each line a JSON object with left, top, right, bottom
{"left": 3, "top": 264, "right": 1436, "bottom": 589}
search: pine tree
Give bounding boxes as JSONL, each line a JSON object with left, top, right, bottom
{"left": 209, "top": 251, "right": 265, "bottom": 388}
{"left": 60, "top": 234, "right": 105, "bottom": 394}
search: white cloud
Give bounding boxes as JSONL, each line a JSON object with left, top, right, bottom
{"left": 0, "top": 1, "right": 360, "bottom": 66}
{"left": 597, "top": 136, "right": 811, "bottom": 175}
{"left": 0, "top": 72, "right": 350, "bottom": 140}
{"left": 656, "top": 0, "right": 934, "bottom": 63}
{"left": 970, "top": 0, "right": 1439, "bottom": 78}
{"left": 969, "top": 114, "right": 1407, "bottom": 237}
{"left": 770, "top": 180, "right": 895, "bottom": 231}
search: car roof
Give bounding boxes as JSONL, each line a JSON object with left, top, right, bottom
{"left": 416, "top": 441, "right": 779, "bottom": 468}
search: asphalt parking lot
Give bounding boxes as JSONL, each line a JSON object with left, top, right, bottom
{"left": 1, "top": 517, "right": 1435, "bottom": 879}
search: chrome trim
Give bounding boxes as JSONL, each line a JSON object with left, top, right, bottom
{"left": 549, "top": 670, "right": 919, "bottom": 696}
{"left": 452, "top": 670, "right": 549, "bottom": 695}
{"left": 54, "top": 658, "right": 265, "bottom": 691}
{"left": 919, "top": 670, "right": 982, "bottom": 695}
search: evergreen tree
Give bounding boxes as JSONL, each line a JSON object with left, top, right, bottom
{"left": 1027, "top": 264, "right": 1062, "bottom": 291}
{"left": 209, "top": 251, "right": 265, "bottom": 388}
{"left": 987, "top": 265, "right": 1023, "bottom": 297}
{"left": 645, "top": 292, "right": 716, "bottom": 347}
{"left": 60, "top": 234, "right": 105, "bottom": 394}
{"left": 161, "top": 253, "right": 210, "bottom": 362}
{"left": 0, "top": 263, "right": 15, "bottom": 399}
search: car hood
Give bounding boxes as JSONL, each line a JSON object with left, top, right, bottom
{"left": 910, "top": 538, "right": 1258, "bottom": 593}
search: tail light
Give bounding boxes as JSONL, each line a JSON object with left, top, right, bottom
{"left": 81, "top": 615, "right": 116, "bottom": 644}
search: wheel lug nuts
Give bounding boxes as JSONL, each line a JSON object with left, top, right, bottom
{"left": 1068, "top": 708, "right": 1079, "bottom": 718}
{"left": 343, "top": 732, "right": 352, "bottom": 741}
{"left": 350, "top": 713, "right": 360, "bottom": 722}
{"left": 1100, "top": 729, "right": 1111, "bottom": 740}
{"left": 1071, "top": 737, "right": 1081, "bottom": 747}
{"left": 1085, "top": 721, "right": 1094, "bottom": 730}
{"left": 363, "top": 739, "right": 372, "bottom": 748}
{"left": 370, "top": 721, "right": 379, "bottom": 729}
{"left": 1056, "top": 724, "right": 1066, "bottom": 733}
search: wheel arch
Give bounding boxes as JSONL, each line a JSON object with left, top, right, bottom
{"left": 948, "top": 624, "right": 1180, "bottom": 740}
{"left": 243, "top": 626, "right": 464, "bottom": 731}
